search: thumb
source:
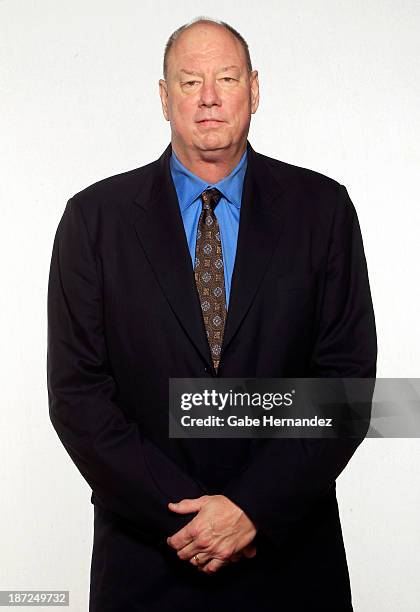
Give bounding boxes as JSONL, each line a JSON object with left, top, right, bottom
{"left": 168, "top": 497, "right": 205, "bottom": 514}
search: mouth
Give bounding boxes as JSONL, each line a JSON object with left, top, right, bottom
{"left": 197, "top": 119, "right": 224, "bottom": 126}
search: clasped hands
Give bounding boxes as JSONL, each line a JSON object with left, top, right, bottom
{"left": 166, "top": 494, "right": 257, "bottom": 574}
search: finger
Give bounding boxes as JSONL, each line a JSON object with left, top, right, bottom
{"left": 200, "top": 557, "right": 227, "bottom": 574}
{"left": 177, "top": 543, "right": 197, "bottom": 561}
{"left": 167, "top": 522, "right": 198, "bottom": 550}
{"left": 227, "top": 545, "right": 254, "bottom": 563}
{"left": 175, "top": 529, "right": 215, "bottom": 560}
{"left": 242, "top": 544, "right": 257, "bottom": 558}
{"left": 176, "top": 539, "right": 209, "bottom": 561}
{"left": 189, "top": 552, "right": 212, "bottom": 567}
{"left": 168, "top": 497, "right": 206, "bottom": 515}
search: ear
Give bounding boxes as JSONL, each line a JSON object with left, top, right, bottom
{"left": 159, "top": 79, "right": 170, "bottom": 121}
{"left": 250, "top": 70, "right": 260, "bottom": 114}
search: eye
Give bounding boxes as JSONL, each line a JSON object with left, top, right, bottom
{"left": 183, "top": 80, "right": 199, "bottom": 87}
{"left": 221, "top": 77, "right": 236, "bottom": 82}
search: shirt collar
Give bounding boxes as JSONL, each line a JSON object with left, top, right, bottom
{"left": 170, "top": 147, "right": 247, "bottom": 213}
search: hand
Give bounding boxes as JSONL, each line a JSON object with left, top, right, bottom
{"left": 189, "top": 540, "right": 257, "bottom": 573}
{"left": 222, "top": 541, "right": 258, "bottom": 564}
{"left": 167, "top": 494, "right": 257, "bottom": 574}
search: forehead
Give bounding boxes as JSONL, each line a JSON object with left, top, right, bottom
{"left": 168, "top": 24, "right": 246, "bottom": 73}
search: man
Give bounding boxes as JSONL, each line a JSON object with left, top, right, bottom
{"left": 47, "top": 16, "right": 377, "bottom": 612}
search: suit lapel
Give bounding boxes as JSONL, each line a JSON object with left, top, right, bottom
{"left": 220, "top": 143, "right": 286, "bottom": 358}
{"left": 132, "top": 142, "right": 287, "bottom": 372}
{"left": 132, "top": 144, "right": 214, "bottom": 369}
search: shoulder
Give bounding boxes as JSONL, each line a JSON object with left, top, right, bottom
{"left": 59, "top": 157, "right": 161, "bottom": 241}
{"left": 257, "top": 150, "right": 342, "bottom": 194}
{"left": 67, "top": 157, "right": 158, "bottom": 216}
{"left": 254, "top": 150, "right": 354, "bottom": 222}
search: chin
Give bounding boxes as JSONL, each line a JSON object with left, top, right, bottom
{"left": 196, "top": 134, "right": 231, "bottom": 151}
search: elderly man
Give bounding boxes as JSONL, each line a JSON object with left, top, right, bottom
{"left": 47, "top": 16, "right": 376, "bottom": 612}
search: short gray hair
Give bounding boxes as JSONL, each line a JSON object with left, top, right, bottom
{"left": 163, "top": 16, "right": 253, "bottom": 79}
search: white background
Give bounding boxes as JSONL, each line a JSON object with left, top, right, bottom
{"left": 1, "top": 1, "right": 419, "bottom": 610}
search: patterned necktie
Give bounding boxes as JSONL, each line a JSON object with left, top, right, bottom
{"left": 194, "top": 188, "right": 227, "bottom": 372}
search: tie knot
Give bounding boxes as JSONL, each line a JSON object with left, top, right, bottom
{"left": 200, "top": 188, "right": 222, "bottom": 211}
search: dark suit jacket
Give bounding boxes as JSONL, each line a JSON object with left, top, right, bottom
{"left": 47, "top": 141, "right": 377, "bottom": 611}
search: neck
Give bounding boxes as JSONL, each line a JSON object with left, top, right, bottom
{"left": 172, "top": 142, "right": 247, "bottom": 183}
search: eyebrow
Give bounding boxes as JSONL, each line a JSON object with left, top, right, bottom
{"left": 179, "top": 65, "right": 240, "bottom": 77}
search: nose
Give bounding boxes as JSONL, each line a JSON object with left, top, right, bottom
{"left": 199, "top": 79, "right": 221, "bottom": 107}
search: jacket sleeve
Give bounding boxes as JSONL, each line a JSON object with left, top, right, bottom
{"left": 222, "top": 184, "right": 377, "bottom": 547}
{"left": 47, "top": 197, "right": 205, "bottom": 544}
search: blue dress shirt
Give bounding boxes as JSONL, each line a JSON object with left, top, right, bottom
{"left": 169, "top": 149, "right": 247, "bottom": 309}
